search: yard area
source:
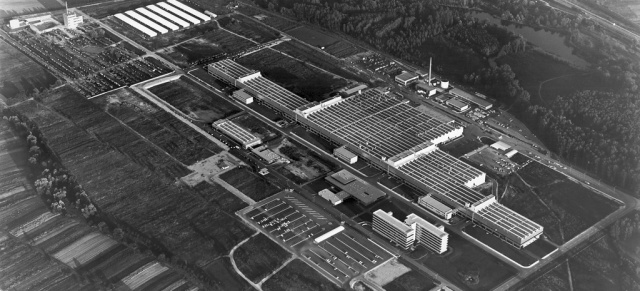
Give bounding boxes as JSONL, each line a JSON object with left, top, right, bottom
{"left": 262, "top": 259, "right": 342, "bottom": 291}
{"left": 231, "top": 113, "right": 281, "bottom": 142}
{"left": 158, "top": 28, "right": 254, "bottom": 67}
{"left": 219, "top": 166, "right": 281, "bottom": 201}
{"left": 147, "top": 77, "right": 241, "bottom": 123}
{"left": 382, "top": 267, "right": 438, "bottom": 291}
{"left": 272, "top": 138, "right": 334, "bottom": 184}
{"left": 234, "top": 233, "right": 293, "bottom": 283}
{"left": 236, "top": 49, "right": 348, "bottom": 102}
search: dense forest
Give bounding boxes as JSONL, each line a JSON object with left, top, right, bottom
{"left": 254, "top": 0, "right": 640, "bottom": 197}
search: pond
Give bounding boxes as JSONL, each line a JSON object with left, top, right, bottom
{"left": 471, "top": 11, "right": 589, "bottom": 68}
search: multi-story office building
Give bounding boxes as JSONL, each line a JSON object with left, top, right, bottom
{"left": 405, "top": 213, "right": 449, "bottom": 254}
{"left": 372, "top": 210, "right": 415, "bottom": 250}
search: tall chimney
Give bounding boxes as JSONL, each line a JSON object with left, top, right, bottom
{"left": 428, "top": 57, "right": 432, "bottom": 83}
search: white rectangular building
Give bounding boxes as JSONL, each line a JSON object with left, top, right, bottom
{"left": 405, "top": 214, "right": 449, "bottom": 254}
{"left": 125, "top": 10, "right": 168, "bottom": 34}
{"left": 158, "top": 2, "right": 201, "bottom": 24}
{"left": 63, "top": 12, "right": 83, "bottom": 29}
{"left": 136, "top": 8, "right": 179, "bottom": 31}
{"left": 147, "top": 4, "right": 190, "bottom": 28}
{"left": 373, "top": 210, "right": 415, "bottom": 250}
{"left": 418, "top": 195, "right": 454, "bottom": 220}
{"left": 232, "top": 89, "right": 254, "bottom": 104}
{"left": 167, "top": 0, "right": 211, "bottom": 21}
{"left": 213, "top": 119, "right": 262, "bottom": 149}
{"left": 334, "top": 146, "right": 357, "bottom": 164}
{"left": 114, "top": 13, "right": 157, "bottom": 37}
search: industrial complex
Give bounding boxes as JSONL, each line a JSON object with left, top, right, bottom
{"left": 113, "top": 1, "right": 211, "bottom": 37}
{"left": 208, "top": 59, "right": 544, "bottom": 248}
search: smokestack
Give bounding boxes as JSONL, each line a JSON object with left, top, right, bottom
{"left": 428, "top": 57, "right": 432, "bottom": 83}
{"left": 66, "top": 1, "right": 68, "bottom": 14}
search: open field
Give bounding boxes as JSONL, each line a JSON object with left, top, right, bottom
{"left": 218, "top": 14, "right": 280, "bottom": 43}
{"left": 502, "top": 161, "right": 620, "bottom": 245}
{"left": 148, "top": 77, "right": 241, "bottom": 123}
{"left": 234, "top": 233, "right": 292, "bottom": 283}
{"left": 463, "top": 225, "right": 538, "bottom": 266}
{"left": 262, "top": 259, "right": 342, "bottom": 291}
{"left": 158, "top": 28, "right": 254, "bottom": 67}
{"left": 287, "top": 26, "right": 338, "bottom": 47}
{"left": 522, "top": 261, "right": 570, "bottom": 291}
{"left": 0, "top": 38, "right": 57, "bottom": 101}
{"left": 418, "top": 232, "right": 517, "bottom": 291}
{"left": 236, "top": 48, "right": 349, "bottom": 102}
{"left": 231, "top": 113, "right": 281, "bottom": 142}
{"left": 237, "top": 5, "right": 301, "bottom": 31}
{"left": 272, "top": 138, "right": 334, "bottom": 184}
{"left": 202, "top": 257, "right": 254, "bottom": 290}
{"left": 92, "top": 88, "right": 224, "bottom": 164}
{"left": 9, "top": 88, "right": 255, "bottom": 279}
{"left": 273, "top": 39, "right": 368, "bottom": 83}
{"left": 440, "top": 135, "right": 484, "bottom": 158}
{"left": 382, "top": 267, "right": 438, "bottom": 291}
{"left": 219, "top": 166, "right": 281, "bottom": 201}
{"left": 0, "top": 120, "right": 195, "bottom": 291}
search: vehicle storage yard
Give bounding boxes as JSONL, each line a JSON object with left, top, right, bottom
{"left": 238, "top": 191, "right": 394, "bottom": 285}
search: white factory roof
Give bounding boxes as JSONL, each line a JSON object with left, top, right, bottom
{"left": 167, "top": 0, "right": 211, "bottom": 21}
{"left": 373, "top": 210, "right": 414, "bottom": 234}
{"left": 147, "top": 4, "right": 190, "bottom": 28}
{"left": 136, "top": 7, "right": 179, "bottom": 31}
{"left": 125, "top": 10, "right": 168, "bottom": 34}
{"left": 419, "top": 195, "right": 453, "bottom": 214}
{"left": 491, "top": 141, "right": 511, "bottom": 151}
{"left": 158, "top": 2, "right": 200, "bottom": 24}
{"left": 334, "top": 146, "right": 357, "bottom": 159}
{"left": 114, "top": 13, "right": 157, "bottom": 37}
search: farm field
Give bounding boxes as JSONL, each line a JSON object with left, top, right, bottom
{"left": 92, "top": 88, "right": 224, "bottom": 165}
{"left": 0, "top": 0, "right": 62, "bottom": 17}
{"left": 287, "top": 26, "right": 338, "bottom": 47}
{"left": 418, "top": 232, "right": 517, "bottom": 291}
{"left": 219, "top": 166, "right": 281, "bottom": 201}
{"left": 237, "top": 49, "right": 348, "bottom": 102}
{"left": 262, "top": 259, "right": 342, "bottom": 291}
{"left": 0, "top": 38, "right": 57, "bottom": 101}
{"left": 218, "top": 14, "right": 280, "bottom": 43}
{"left": 8, "top": 27, "right": 170, "bottom": 97}
{"left": 148, "top": 77, "right": 241, "bottom": 123}
{"left": 237, "top": 5, "right": 301, "bottom": 31}
{"left": 234, "top": 233, "right": 293, "bottom": 283}
{"left": 9, "top": 89, "right": 256, "bottom": 280}
{"left": 273, "top": 39, "right": 368, "bottom": 83}
{"left": 0, "top": 120, "right": 195, "bottom": 291}
{"left": 158, "top": 28, "right": 255, "bottom": 67}
{"left": 502, "top": 161, "right": 620, "bottom": 245}
{"left": 202, "top": 257, "right": 254, "bottom": 290}
{"left": 272, "top": 138, "right": 334, "bottom": 184}
{"left": 323, "top": 40, "right": 367, "bottom": 59}
{"left": 231, "top": 113, "right": 281, "bottom": 142}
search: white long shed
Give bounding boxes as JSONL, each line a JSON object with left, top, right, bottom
{"left": 167, "top": 0, "right": 211, "bottom": 21}
{"left": 158, "top": 2, "right": 200, "bottom": 24}
{"left": 114, "top": 13, "right": 157, "bottom": 37}
{"left": 136, "top": 7, "right": 179, "bottom": 31}
{"left": 147, "top": 4, "right": 189, "bottom": 28}
{"left": 125, "top": 10, "right": 168, "bottom": 34}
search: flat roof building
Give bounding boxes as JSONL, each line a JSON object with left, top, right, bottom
{"left": 318, "top": 189, "right": 349, "bottom": 205}
{"left": 491, "top": 141, "right": 511, "bottom": 151}
{"left": 158, "top": 2, "right": 201, "bottom": 24}
{"left": 325, "top": 170, "right": 385, "bottom": 206}
{"left": 416, "top": 83, "right": 437, "bottom": 97}
{"left": 167, "top": 0, "right": 211, "bottom": 21}
{"left": 373, "top": 210, "right": 415, "bottom": 250}
{"left": 449, "top": 88, "right": 493, "bottom": 110}
{"left": 395, "top": 71, "right": 419, "bottom": 86}
{"left": 125, "top": 10, "right": 168, "bottom": 34}
{"left": 339, "top": 83, "right": 368, "bottom": 97}
{"left": 405, "top": 213, "right": 449, "bottom": 254}
{"left": 114, "top": 13, "right": 157, "bottom": 37}
{"left": 445, "top": 98, "right": 470, "bottom": 112}
{"left": 213, "top": 119, "right": 262, "bottom": 149}
{"left": 232, "top": 89, "right": 254, "bottom": 104}
{"left": 334, "top": 146, "right": 358, "bottom": 164}
{"left": 418, "top": 195, "right": 454, "bottom": 220}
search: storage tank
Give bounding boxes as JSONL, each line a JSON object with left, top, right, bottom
{"left": 440, "top": 80, "right": 450, "bottom": 89}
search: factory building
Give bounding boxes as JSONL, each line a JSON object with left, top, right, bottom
{"left": 418, "top": 195, "right": 454, "bottom": 220}
{"left": 125, "top": 11, "right": 168, "bottom": 34}
{"left": 395, "top": 71, "right": 419, "bottom": 86}
{"left": 213, "top": 119, "right": 262, "bottom": 149}
{"left": 205, "top": 59, "right": 543, "bottom": 248}
{"left": 373, "top": 210, "right": 415, "bottom": 250}
{"left": 167, "top": 0, "right": 211, "bottom": 21}
{"left": 325, "top": 170, "right": 386, "bottom": 206}
{"left": 415, "top": 83, "right": 437, "bottom": 97}
{"left": 339, "top": 83, "right": 368, "bottom": 97}
{"left": 405, "top": 213, "right": 449, "bottom": 254}
{"left": 318, "top": 189, "right": 349, "bottom": 205}
{"left": 333, "top": 146, "right": 358, "bottom": 164}
{"left": 232, "top": 89, "right": 254, "bottom": 104}
{"left": 114, "top": 13, "right": 157, "bottom": 37}
{"left": 136, "top": 8, "right": 179, "bottom": 31}
{"left": 445, "top": 98, "right": 470, "bottom": 112}
{"left": 449, "top": 88, "right": 493, "bottom": 110}
{"left": 147, "top": 4, "right": 190, "bottom": 28}
{"left": 158, "top": 2, "right": 200, "bottom": 24}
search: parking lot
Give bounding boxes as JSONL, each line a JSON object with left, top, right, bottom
{"left": 239, "top": 191, "right": 394, "bottom": 285}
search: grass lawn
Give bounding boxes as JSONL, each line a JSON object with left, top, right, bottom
{"left": 148, "top": 77, "right": 241, "bottom": 123}
{"left": 383, "top": 268, "right": 438, "bottom": 291}
{"left": 522, "top": 261, "right": 570, "bottom": 291}
{"left": 234, "top": 233, "right": 292, "bottom": 283}
{"left": 262, "top": 259, "right": 342, "bottom": 291}
{"left": 523, "top": 239, "right": 557, "bottom": 259}
{"left": 463, "top": 225, "right": 538, "bottom": 266}
{"left": 420, "top": 232, "right": 517, "bottom": 291}
{"left": 219, "top": 167, "right": 281, "bottom": 201}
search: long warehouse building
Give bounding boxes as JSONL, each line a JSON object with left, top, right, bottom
{"left": 147, "top": 4, "right": 189, "bottom": 28}
{"left": 207, "top": 59, "right": 543, "bottom": 248}
{"left": 114, "top": 13, "right": 157, "bottom": 37}
{"left": 125, "top": 10, "right": 168, "bottom": 34}
{"left": 136, "top": 7, "right": 179, "bottom": 31}
{"left": 167, "top": 0, "right": 211, "bottom": 21}
{"left": 157, "top": 2, "right": 200, "bottom": 24}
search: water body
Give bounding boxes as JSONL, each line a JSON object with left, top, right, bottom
{"left": 471, "top": 11, "right": 589, "bottom": 68}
